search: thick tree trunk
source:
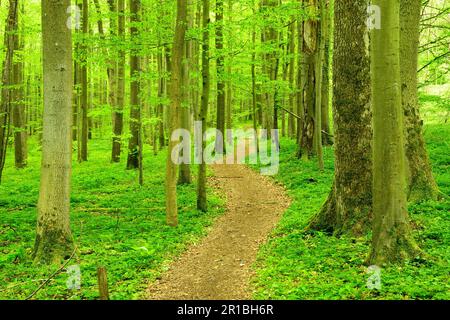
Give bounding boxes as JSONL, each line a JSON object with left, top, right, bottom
{"left": 166, "top": 0, "right": 187, "bottom": 226}
{"left": 112, "top": 0, "right": 125, "bottom": 162}
{"left": 33, "top": 0, "right": 74, "bottom": 264}
{"left": 126, "top": 0, "right": 142, "bottom": 170}
{"left": 197, "top": 0, "right": 210, "bottom": 212}
{"left": 369, "top": 0, "right": 420, "bottom": 265}
{"left": 400, "top": 0, "right": 439, "bottom": 202}
{"left": 309, "top": 0, "right": 372, "bottom": 236}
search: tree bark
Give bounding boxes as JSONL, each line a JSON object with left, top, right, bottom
{"left": 369, "top": 0, "right": 420, "bottom": 265}
{"left": 214, "top": 0, "right": 225, "bottom": 154}
{"left": 112, "top": 0, "right": 125, "bottom": 162}
{"left": 309, "top": 0, "right": 372, "bottom": 236}
{"left": 400, "top": 0, "right": 439, "bottom": 202}
{"left": 79, "top": 0, "right": 89, "bottom": 162}
{"left": 0, "top": 0, "right": 19, "bottom": 182}
{"left": 33, "top": 0, "right": 74, "bottom": 264}
{"left": 12, "top": 8, "right": 27, "bottom": 169}
{"left": 126, "top": 0, "right": 142, "bottom": 170}
{"left": 166, "top": 0, "right": 187, "bottom": 226}
{"left": 197, "top": 0, "right": 210, "bottom": 212}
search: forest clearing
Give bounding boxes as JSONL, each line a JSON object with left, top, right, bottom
{"left": 0, "top": 0, "right": 449, "bottom": 303}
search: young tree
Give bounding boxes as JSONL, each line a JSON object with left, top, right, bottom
{"left": 166, "top": 0, "right": 187, "bottom": 226}
{"left": 79, "top": 0, "right": 89, "bottom": 162}
{"left": 309, "top": 0, "right": 372, "bottom": 235}
{"left": 12, "top": 3, "right": 27, "bottom": 169}
{"left": 215, "top": 0, "right": 225, "bottom": 154}
{"left": 126, "top": 0, "right": 142, "bottom": 170}
{"left": 0, "top": 0, "right": 19, "bottom": 182}
{"left": 369, "top": 0, "right": 420, "bottom": 265}
{"left": 112, "top": 0, "right": 125, "bottom": 162}
{"left": 33, "top": 0, "right": 74, "bottom": 264}
{"left": 197, "top": 0, "right": 210, "bottom": 212}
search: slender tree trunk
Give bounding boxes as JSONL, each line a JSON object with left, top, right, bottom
{"left": 112, "top": 0, "right": 125, "bottom": 162}
{"left": 104, "top": 0, "right": 119, "bottom": 163}
{"left": 369, "top": 0, "right": 420, "bottom": 265}
{"left": 0, "top": 0, "right": 19, "bottom": 182}
{"left": 166, "top": 0, "right": 187, "bottom": 226}
{"left": 126, "top": 0, "right": 141, "bottom": 170}
{"left": 288, "top": 21, "right": 296, "bottom": 139}
{"left": 321, "top": 0, "right": 332, "bottom": 145}
{"left": 197, "top": 0, "right": 210, "bottom": 212}
{"left": 79, "top": 0, "right": 89, "bottom": 162}
{"left": 33, "top": 0, "right": 74, "bottom": 264}
{"left": 400, "top": 0, "right": 438, "bottom": 201}
{"left": 309, "top": 0, "right": 372, "bottom": 236}
{"left": 215, "top": 0, "right": 225, "bottom": 154}
{"left": 157, "top": 45, "right": 166, "bottom": 151}
{"left": 251, "top": 23, "right": 259, "bottom": 150}
{"left": 314, "top": 0, "right": 325, "bottom": 170}
{"left": 13, "top": 9, "right": 27, "bottom": 169}
{"left": 298, "top": 0, "right": 318, "bottom": 160}
{"left": 178, "top": 5, "right": 192, "bottom": 185}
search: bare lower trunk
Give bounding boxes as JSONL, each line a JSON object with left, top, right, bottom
{"left": 34, "top": 0, "right": 74, "bottom": 264}
{"left": 166, "top": 0, "right": 187, "bottom": 226}
{"left": 369, "top": 0, "right": 420, "bottom": 265}
{"left": 400, "top": 0, "right": 438, "bottom": 202}
{"left": 309, "top": 0, "right": 372, "bottom": 236}
{"left": 197, "top": 0, "right": 210, "bottom": 212}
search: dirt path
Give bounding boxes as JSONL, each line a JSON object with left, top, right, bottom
{"left": 147, "top": 164, "right": 291, "bottom": 300}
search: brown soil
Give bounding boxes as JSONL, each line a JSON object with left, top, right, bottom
{"left": 147, "top": 164, "right": 291, "bottom": 300}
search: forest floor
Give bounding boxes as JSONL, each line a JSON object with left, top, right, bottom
{"left": 147, "top": 164, "right": 291, "bottom": 299}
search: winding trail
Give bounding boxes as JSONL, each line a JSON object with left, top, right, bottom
{"left": 147, "top": 164, "right": 290, "bottom": 300}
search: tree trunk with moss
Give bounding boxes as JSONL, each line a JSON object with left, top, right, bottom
{"left": 0, "top": 0, "right": 19, "bottom": 182}
{"left": 369, "top": 0, "right": 420, "bottom": 265}
{"left": 166, "top": 0, "right": 187, "bottom": 226}
{"left": 12, "top": 12, "right": 27, "bottom": 169}
{"left": 33, "top": 0, "right": 74, "bottom": 264}
{"left": 400, "top": 0, "right": 438, "bottom": 202}
{"left": 309, "top": 0, "right": 372, "bottom": 236}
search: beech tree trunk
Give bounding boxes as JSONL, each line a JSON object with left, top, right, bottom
{"left": 112, "top": 0, "right": 125, "bottom": 162}
{"left": 79, "top": 0, "right": 89, "bottom": 162}
{"left": 126, "top": 0, "right": 142, "bottom": 170}
{"left": 215, "top": 0, "right": 226, "bottom": 154}
{"left": 400, "top": 0, "right": 439, "bottom": 202}
{"left": 12, "top": 10, "right": 27, "bottom": 169}
{"left": 33, "top": 0, "right": 74, "bottom": 264}
{"left": 309, "top": 0, "right": 372, "bottom": 236}
{"left": 0, "top": 0, "right": 19, "bottom": 182}
{"left": 197, "top": 0, "right": 210, "bottom": 212}
{"left": 369, "top": 0, "right": 420, "bottom": 265}
{"left": 166, "top": 0, "right": 187, "bottom": 226}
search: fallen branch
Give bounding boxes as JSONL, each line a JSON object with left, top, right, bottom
{"left": 25, "top": 247, "right": 77, "bottom": 300}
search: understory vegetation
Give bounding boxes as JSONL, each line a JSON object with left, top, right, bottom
{"left": 0, "top": 142, "right": 224, "bottom": 299}
{"left": 251, "top": 93, "right": 450, "bottom": 300}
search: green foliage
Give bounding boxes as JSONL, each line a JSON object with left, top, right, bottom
{"left": 250, "top": 94, "right": 450, "bottom": 300}
{"left": 0, "top": 139, "right": 224, "bottom": 300}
